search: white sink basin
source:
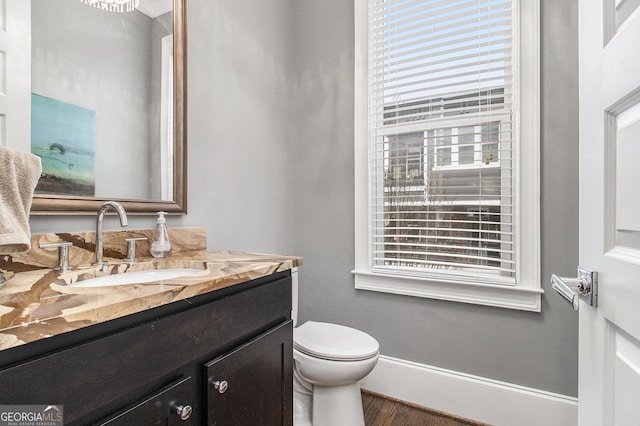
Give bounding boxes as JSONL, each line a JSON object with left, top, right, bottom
{"left": 70, "top": 268, "right": 204, "bottom": 288}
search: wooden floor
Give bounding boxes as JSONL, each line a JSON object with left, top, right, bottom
{"left": 362, "top": 390, "right": 489, "bottom": 426}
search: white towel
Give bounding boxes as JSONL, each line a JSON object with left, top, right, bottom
{"left": 0, "top": 146, "right": 42, "bottom": 254}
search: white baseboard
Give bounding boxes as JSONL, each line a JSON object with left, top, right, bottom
{"left": 360, "top": 355, "right": 578, "bottom": 426}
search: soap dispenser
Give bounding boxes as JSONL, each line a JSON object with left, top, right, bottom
{"left": 150, "top": 211, "right": 172, "bottom": 258}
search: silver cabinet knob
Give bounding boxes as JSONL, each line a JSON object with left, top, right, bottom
{"left": 174, "top": 404, "right": 192, "bottom": 421}
{"left": 210, "top": 380, "right": 228, "bottom": 394}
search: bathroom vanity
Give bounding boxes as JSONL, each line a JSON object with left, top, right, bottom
{"left": 0, "top": 228, "right": 300, "bottom": 425}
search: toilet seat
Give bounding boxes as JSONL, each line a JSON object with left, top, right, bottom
{"left": 294, "top": 321, "right": 379, "bottom": 361}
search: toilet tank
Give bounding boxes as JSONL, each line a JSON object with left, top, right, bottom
{"left": 291, "top": 267, "right": 299, "bottom": 327}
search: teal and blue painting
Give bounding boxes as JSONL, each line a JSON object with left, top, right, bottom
{"left": 31, "top": 94, "right": 96, "bottom": 197}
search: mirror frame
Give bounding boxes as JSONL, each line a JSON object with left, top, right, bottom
{"left": 31, "top": 0, "right": 188, "bottom": 215}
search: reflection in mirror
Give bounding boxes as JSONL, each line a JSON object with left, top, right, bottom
{"left": 30, "top": 0, "right": 187, "bottom": 214}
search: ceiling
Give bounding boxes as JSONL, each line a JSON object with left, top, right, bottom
{"left": 137, "top": 0, "right": 172, "bottom": 18}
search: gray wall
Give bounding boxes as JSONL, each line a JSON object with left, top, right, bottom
{"left": 290, "top": 0, "right": 580, "bottom": 397}
{"left": 180, "top": 0, "right": 295, "bottom": 254}
{"left": 29, "top": 0, "right": 579, "bottom": 397}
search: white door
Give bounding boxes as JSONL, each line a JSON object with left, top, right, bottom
{"left": 0, "top": 0, "right": 30, "bottom": 150}
{"left": 577, "top": 0, "right": 640, "bottom": 424}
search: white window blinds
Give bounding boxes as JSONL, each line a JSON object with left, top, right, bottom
{"left": 368, "top": 0, "right": 516, "bottom": 282}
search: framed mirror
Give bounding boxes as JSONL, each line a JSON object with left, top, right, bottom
{"left": 30, "top": 0, "right": 187, "bottom": 215}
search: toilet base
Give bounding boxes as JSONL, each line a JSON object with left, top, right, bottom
{"left": 294, "top": 387, "right": 312, "bottom": 426}
{"left": 311, "top": 383, "right": 365, "bottom": 426}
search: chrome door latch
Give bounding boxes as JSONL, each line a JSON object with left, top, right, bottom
{"left": 551, "top": 266, "right": 598, "bottom": 310}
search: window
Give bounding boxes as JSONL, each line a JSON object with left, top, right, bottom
{"left": 354, "top": 0, "right": 541, "bottom": 311}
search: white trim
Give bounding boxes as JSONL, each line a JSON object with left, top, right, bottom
{"left": 361, "top": 355, "right": 578, "bottom": 426}
{"left": 160, "top": 34, "right": 174, "bottom": 201}
{"left": 353, "top": 0, "right": 541, "bottom": 312}
{"left": 354, "top": 0, "right": 370, "bottom": 278}
{"left": 515, "top": 0, "right": 542, "bottom": 309}
{"left": 354, "top": 270, "right": 542, "bottom": 311}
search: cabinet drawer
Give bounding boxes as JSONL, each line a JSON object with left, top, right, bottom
{"left": 99, "top": 376, "right": 196, "bottom": 425}
{"left": 205, "top": 321, "right": 293, "bottom": 426}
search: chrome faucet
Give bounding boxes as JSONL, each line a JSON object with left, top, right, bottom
{"left": 94, "top": 201, "right": 128, "bottom": 267}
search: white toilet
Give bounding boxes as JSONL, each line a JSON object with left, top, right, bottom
{"left": 291, "top": 268, "right": 380, "bottom": 426}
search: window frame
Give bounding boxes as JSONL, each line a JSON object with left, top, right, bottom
{"left": 353, "top": 0, "right": 542, "bottom": 311}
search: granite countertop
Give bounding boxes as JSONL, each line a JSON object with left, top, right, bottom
{"left": 0, "top": 228, "right": 302, "bottom": 353}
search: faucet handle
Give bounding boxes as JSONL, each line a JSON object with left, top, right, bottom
{"left": 40, "top": 242, "right": 74, "bottom": 271}
{"left": 125, "top": 237, "right": 148, "bottom": 263}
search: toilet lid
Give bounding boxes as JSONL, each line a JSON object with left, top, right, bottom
{"left": 294, "top": 321, "right": 379, "bottom": 361}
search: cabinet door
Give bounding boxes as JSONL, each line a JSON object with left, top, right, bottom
{"left": 99, "top": 376, "right": 196, "bottom": 425}
{"left": 205, "top": 321, "right": 293, "bottom": 426}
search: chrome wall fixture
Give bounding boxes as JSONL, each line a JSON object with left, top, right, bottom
{"left": 551, "top": 266, "right": 598, "bottom": 310}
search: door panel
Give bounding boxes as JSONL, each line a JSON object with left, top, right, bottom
{"left": 611, "top": 99, "right": 640, "bottom": 253}
{"left": 579, "top": 0, "right": 640, "bottom": 424}
{"left": 609, "top": 327, "right": 640, "bottom": 424}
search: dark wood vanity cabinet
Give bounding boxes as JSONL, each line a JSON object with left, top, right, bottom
{"left": 0, "top": 272, "right": 293, "bottom": 426}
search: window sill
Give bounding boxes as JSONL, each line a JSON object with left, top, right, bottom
{"left": 352, "top": 270, "right": 543, "bottom": 312}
